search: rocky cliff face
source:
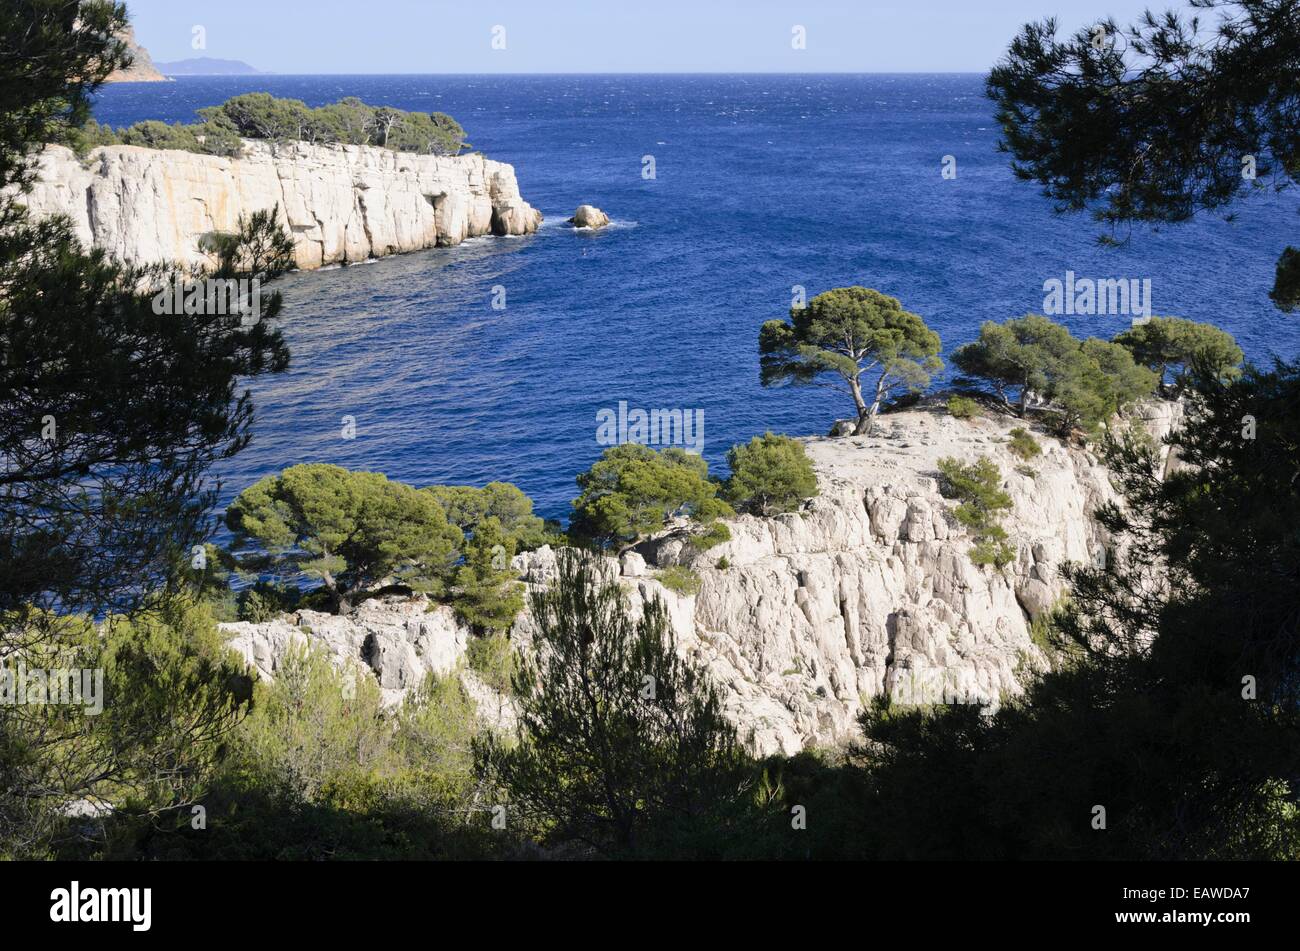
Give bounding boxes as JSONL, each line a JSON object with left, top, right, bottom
{"left": 21, "top": 141, "right": 543, "bottom": 270}
{"left": 105, "top": 26, "right": 168, "bottom": 83}
{"left": 221, "top": 400, "right": 1183, "bottom": 757}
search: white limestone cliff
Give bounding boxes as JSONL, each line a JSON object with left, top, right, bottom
{"left": 19, "top": 140, "right": 543, "bottom": 271}
{"left": 221, "top": 399, "right": 1184, "bottom": 758}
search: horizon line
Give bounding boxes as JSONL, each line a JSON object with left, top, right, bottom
{"left": 145, "top": 70, "right": 994, "bottom": 78}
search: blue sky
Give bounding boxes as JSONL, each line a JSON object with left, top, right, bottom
{"left": 125, "top": 0, "right": 1178, "bottom": 73}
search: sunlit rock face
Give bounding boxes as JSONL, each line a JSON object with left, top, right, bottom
{"left": 220, "top": 403, "right": 1181, "bottom": 758}
{"left": 22, "top": 141, "right": 542, "bottom": 271}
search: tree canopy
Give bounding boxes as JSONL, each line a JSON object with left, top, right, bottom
{"left": 760, "top": 287, "right": 942, "bottom": 435}
{"left": 475, "top": 549, "right": 755, "bottom": 857}
{"left": 425, "top": 481, "right": 552, "bottom": 552}
{"left": 723, "top": 433, "right": 819, "bottom": 516}
{"left": 987, "top": 0, "right": 1300, "bottom": 309}
{"left": 59, "top": 92, "right": 470, "bottom": 158}
{"left": 226, "top": 464, "right": 463, "bottom": 613}
{"left": 1112, "top": 316, "right": 1243, "bottom": 391}
{"left": 1, "top": 2, "right": 292, "bottom": 620}
{"left": 953, "top": 315, "right": 1157, "bottom": 433}
{"left": 569, "top": 444, "right": 732, "bottom": 549}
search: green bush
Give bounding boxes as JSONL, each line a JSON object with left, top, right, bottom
{"left": 59, "top": 94, "right": 468, "bottom": 158}
{"left": 237, "top": 581, "right": 301, "bottom": 622}
{"left": 1112, "top": 317, "right": 1242, "bottom": 391}
{"left": 953, "top": 314, "right": 1157, "bottom": 433}
{"left": 570, "top": 444, "right": 733, "bottom": 549}
{"left": 947, "top": 396, "right": 980, "bottom": 420}
{"left": 1007, "top": 427, "right": 1041, "bottom": 460}
{"left": 451, "top": 517, "right": 524, "bottom": 634}
{"left": 466, "top": 632, "right": 517, "bottom": 693}
{"left": 689, "top": 521, "right": 732, "bottom": 551}
{"left": 937, "top": 456, "right": 1016, "bottom": 569}
{"left": 723, "top": 432, "right": 819, "bottom": 516}
{"left": 226, "top": 464, "right": 463, "bottom": 614}
{"left": 658, "top": 565, "right": 702, "bottom": 596}
{"left": 474, "top": 550, "right": 763, "bottom": 858}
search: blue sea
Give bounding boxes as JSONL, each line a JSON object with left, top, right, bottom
{"left": 91, "top": 75, "right": 1299, "bottom": 521}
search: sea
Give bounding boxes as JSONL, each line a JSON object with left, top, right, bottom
{"left": 90, "top": 74, "right": 1300, "bottom": 521}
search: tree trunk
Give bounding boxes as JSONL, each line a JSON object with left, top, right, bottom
{"left": 849, "top": 375, "right": 873, "bottom": 435}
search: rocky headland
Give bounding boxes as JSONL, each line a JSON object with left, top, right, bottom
{"left": 104, "top": 26, "right": 168, "bottom": 83}
{"left": 223, "top": 399, "right": 1184, "bottom": 757}
{"left": 20, "top": 140, "right": 543, "bottom": 271}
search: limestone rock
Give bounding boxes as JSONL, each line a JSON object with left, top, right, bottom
{"left": 568, "top": 204, "right": 610, "bottom": 229}
{"left": 21, "top": 141, "right": 542, "bottom": 271}
{"left": 220, "top": 400, "right": 1180, "bottom": 758}
{"left": 105, "top": 26, "right": 168, "bottom": 83}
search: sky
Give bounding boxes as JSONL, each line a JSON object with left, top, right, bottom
{"left": 125, "top": 0, "right": 1181, "bottom": 74}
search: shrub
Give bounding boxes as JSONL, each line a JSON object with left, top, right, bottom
{"left": 689, "top": 521, "right": 732, "bottom": 551}
{"left": 474, "top": 550, "right": 752, "bottom": 857}
{"left": 947, "top": 396, "right": 980, "bottom": 420}
{"left": 723, "top": 432, "right": 819, "bottom": 516}
{"left": 658, "top": 565, "right": 702, "bottom": 596}
{"left": 466, "top": 632, "right": 517, "bottom": 694}
{"left": 937, "top": 456, "right": 1016, "bottom": 569}
{"left": 237, "top": 581, "right": 301, "bottom": 622}
{"left": 1007, "top": 427, "right": 1041, "bottom": 460}
{"left": 451, "top": 517, "right": 524, "bottom": 634}
{"left": 570, "top": 444, "right": 733, "bottom": 549}
{"left": 64, "top": 94, "right": 468, "bottom": 158}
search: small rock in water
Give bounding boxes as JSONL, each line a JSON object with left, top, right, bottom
{"left": 569, "top": 204, "right": 610, "bottom": 229}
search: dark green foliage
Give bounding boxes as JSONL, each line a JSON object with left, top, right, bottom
{"left": 987, "top": 0, "right": 1299, "bottom": 310}
{"left": 688, "top": 521, "right": 731, "bottom": 551}
{"left": 0, "top": 25, "right": 291, "bottom": 619}
{"left": 1, "top": 599, "right": 253, "bottom": 858}
{"left": 200, "top": 205, "right": 297, "bottom": 283}
{"left": 570, "top": 444, "right": 733, "bottom": 549}
{"left": 953, "top": 315, "right": 1157, "bottom": 433}
{"left": 808, "top": 362, "right": 1300, "bottom": 860}
{"left": 426, "top": 481, "right": 551, "bottom": 552}
{"left": 226, "top": 464, "right": 463, "bottom": 614}
{"left": 937, "top": 456, "right": 1016, "bottom": 568}
{"left": 1272, "top": 246, "right": 1300, "bottom": 311}
{"left": 760, "top": 286, "right": 942, "bottom": 435}
{"left": 1007, "top": 427, "right": 1041, "bottom": 460}
{"left": 946, "top": 395, "right": 980, "bottom": 420}
{"left": 452, "top": 517, "right": 524, "bottom": 635}
{"left": 723, "top": 432, "right": 819, "bottom": 516}
{"left": 0, "top": 1, "right": 129, "bottom": 202}
{"left": 476, "top": 550, "right": 761, "bottom": 857}
{"left": 1112, "top": 317, "right": 1243, "bottom": 391}
{"left": 63, "top": 92, "right": 471, "bottom": 158}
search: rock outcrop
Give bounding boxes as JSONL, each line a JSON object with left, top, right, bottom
{"left": 20, "top": 141, "right": 543, "bottom": 270}
{"left": 220, "top": 400, "right": 1184, "bottom": 757}
{"left": 568, "top": 204, "right": 610, "bottom": 229}
{"left": 105, "top": 26, "right": 168, "bottom": 83}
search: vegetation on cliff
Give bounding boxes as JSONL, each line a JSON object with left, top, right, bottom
{"left": 759, "top": 286, "right": 943, "bottom": 436}
{"left": 59, "top": 92, "right": 469, "bottom": 158}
